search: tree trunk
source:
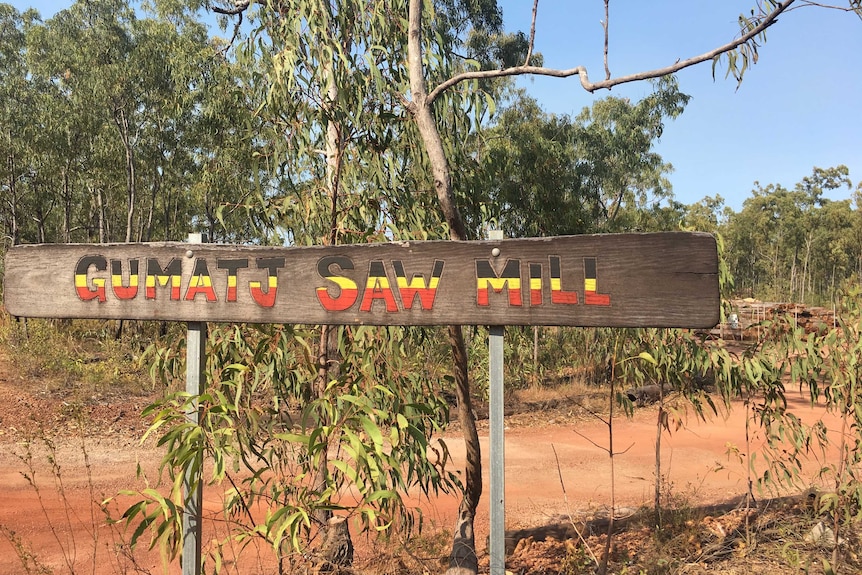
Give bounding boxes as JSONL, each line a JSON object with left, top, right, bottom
{"left": 654, "top": 381, "right": 665, "bottom": 529}
{"left": 163, "top": 187, "right": 171, "bottom": 242}
{"left": 95, "top": 185, "right": 107, "bottom": 243}
{"left": 446, "top": 324, "right": 482, "bottom": 574}
{"left": 598, "top": 372, "right": 617, "bottom": 575}
{"left": 62, "top": 165, "right": 72, "bottom": 243}
{"left": 6, "top": 148, "right": 20, "bottom": 245}
{"left": 802, "top": 234, "right": 813, "bottom": 304}
{"left": 144, "top": 171, "right": 158, "bottom": 242}
{"left": 34, "top": 196, "right": 46, "bottom": 243}
{"left": 312, "top": 53, "right": 354, "bottom": 563}
{"left": 313, "top": 324, "right": 338, "bottom": 532}
{"left": 407, "top": 2, "right": 481, "bottom": 572}
{"left": 114, "top": 107, "right": 136, "bottom": 244}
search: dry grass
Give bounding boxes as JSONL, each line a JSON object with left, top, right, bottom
{"left": 0, "top": 316, "right": 154, "bottom": 399}
{"left": 513, "top": 378, "right": 611, "bottom": 420}
{"left": 500, "top": 493, "right": 862, "bottom": 575}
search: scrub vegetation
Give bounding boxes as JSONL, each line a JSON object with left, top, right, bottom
{"left": 2, "top": 0, "right": 862, "bottom": 573}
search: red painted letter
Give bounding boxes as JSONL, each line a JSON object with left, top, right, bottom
{"left": 316, "top": 256, "right": 358, "bottom": 311}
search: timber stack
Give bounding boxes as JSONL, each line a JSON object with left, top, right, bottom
{"left": 704, "top": 298, "right": 837, "bottom": 341}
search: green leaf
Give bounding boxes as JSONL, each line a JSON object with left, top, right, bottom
{"left": 396, "top": 413, "right": 409, "bottom": 430}
{"left": 366, "top": 489, "right": 397, "bottom": 503}
{"left": 360, "top": 416, "right": 384, "bottom": 448}
{"left": 274, "top": 432, "right": 311, "bottom": 445}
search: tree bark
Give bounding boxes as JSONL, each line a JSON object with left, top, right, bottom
{"left": 95, "top": 185, "right": 107, "bottom": 243}
{"left": 62, "top": 164, "right": 72, "bottom": 243}
{"left": 144, "top": 169, "right": 159, "bottom": 242}
{"left": 313, "top": 324, "right": 338, "bottom": 531}
{"left": 113, "top": 107, "right": 136, "bottom": 244}
{"left": 446, "top": 324, "right": 482, "bottom": 573}
{"left": 6, "top": 145, "right": 20, "bottom": 245}
{"left": 312, "top": 50, "right": 354, "bottom": 563}
{"left": 33, "top": 193, "right": 46, "bottom": 243}
{"left": 407, "top": 2, "right": 482, "bottom": 572}
{"left": 406, "top": 0, "right": 468, "bottom": 243}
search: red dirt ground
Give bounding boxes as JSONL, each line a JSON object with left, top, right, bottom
{"left": 0, "top": 354, "right": 837, "bottom": 575}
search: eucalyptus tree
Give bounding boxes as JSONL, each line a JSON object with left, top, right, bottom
{"left": 0, "top": 4, "right": 38, "bottom": 246}
{"left": 810, "top": 198, "right": 856, "bottom": 299}
{"left": 682, "top": 195, "right": 730, "bottom": 234}
{"left": 574, "top": 77, "right": 689, "bottom": 232}
{"left": 129, "top": 14, "right": 212, "bottom": 241}
{"left": 852, "top": 185, "right": 862, "bottom": 280}
{"left": 477, "top": 77, "right": 690, "bottom": 238}
{"left": 190, "top": 68, "right": 272, "bottom": 242}
{"left": 474, "top": 93, "right": 602, "bottom": 237}
{"left": 18, "top": 0, "right": 222, "bottom": 244}
{"left": 126, "top": 0, "right": 861, "bottom": 572}
{"left": 124, "top": 1, "right": 489, "bottom": 570}
{"left": 226, "top": 1, "right": 441, "bottom": 556}
{"left": 176, "top": 0, "right": 859, "bottom": 572}
{"left": 0, "top": 5, "right": 83, "bottom": 245}
{"left": 25, "top": 0, "right": 136, "bottom": 242}
{"left": 792, "top": 166, "right": 853, "bottom": 302}
{"left": 728, "top": 182, "right": 807, "bottom": 299}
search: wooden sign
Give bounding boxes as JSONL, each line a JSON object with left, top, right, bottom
{"left": 2, "top": 232, "right": 720, "bottom": 327}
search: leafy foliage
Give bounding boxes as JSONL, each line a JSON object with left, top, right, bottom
{"left": 471, "top": 76, "right": 690, "bottom": 238}
{"left": 125, "top": 323, "right": 459, "bottom": 567}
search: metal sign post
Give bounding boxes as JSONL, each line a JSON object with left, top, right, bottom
{"left": 183, "top": 233, "right": 205, "bottom": 575}
{"left": 488, "top": 230, "right": 506, "bottom": 574}
{"left": 489, "top": 324, "right": 505, "bottom": 573}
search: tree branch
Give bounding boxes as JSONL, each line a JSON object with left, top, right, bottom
{"left": 426, "top": 0, "right": 794, "bottom": 105}
{"left": 603, "top": 0, "right": 610, "bottom": 81}
{"left": 523, "top": 0, "right": 538, "bottom": 66}
{"left": 211, "top": 0, "right": 250, "bottom": 16}
{"left": 795, "top": 0, "right": 862, "bottom": 12}
{"left": 572, "top": 428, "right": 610, "bottom": 454}
{"left": 572, "top": 428, "right": 635, "bottom": 456}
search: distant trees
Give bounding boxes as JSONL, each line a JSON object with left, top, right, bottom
{"left": 473, "top": 85, "right": 862, "bottom": 309}
{"left": 0, "top": 0, "right": 263, "bottom": 247}
{"left": 723, "top": 166, "right": 861, "bottom": 304}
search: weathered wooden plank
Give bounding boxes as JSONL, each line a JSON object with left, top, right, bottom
{"left": 2, "top": 232, "right": 720, "bottom": 327}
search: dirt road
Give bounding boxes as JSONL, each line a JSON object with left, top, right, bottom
{"left": 0, "top": 384, "right": 834, "bottom": 575}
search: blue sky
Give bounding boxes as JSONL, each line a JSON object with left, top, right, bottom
{"left": 499, "top": 1, "right": 862, "bottom": 211}
{"left": 10, "top": 1, "right": 862, "bottom": 212}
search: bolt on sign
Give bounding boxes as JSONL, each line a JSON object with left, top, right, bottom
{"left": 3, "top": 232, "right": 720, "bottom": 328}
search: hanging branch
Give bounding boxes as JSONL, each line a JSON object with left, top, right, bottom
{"left": 426, "top": 0, "right": 794, "bottom": 104}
